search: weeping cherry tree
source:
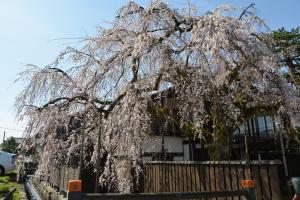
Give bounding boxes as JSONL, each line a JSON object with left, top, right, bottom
{"left": 15, "top": 1, "right": 298, "bottom": 192}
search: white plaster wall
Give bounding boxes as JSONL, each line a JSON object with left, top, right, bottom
{"left": 142, "top": 136, "right": 183, "bottom": 153}
{"left": 142, "top": 136, "right": 162, "bottom": 153}
{"left": 163, "top": 136, "right": 183, "bottom": 152}
{"left": 142, "top": 156, "right": 152, "bottom": 161}
{"left": 173, "top": 156, "right": 184, "bottom": 161}
{"left": 183, "top": 144, "right": 190, "bottom": 161}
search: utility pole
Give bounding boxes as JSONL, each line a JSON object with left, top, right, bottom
{"left": 2, "top": 131, "right": 5, "bottom": 143}
{"left": 95, "top": 113, "right": 102, "bottom": 193}
{"left": 244, "top": 132, "right": 250, "bottom": 161}
{"left": 78, "top": 121, "right": 85, "bottom": 180}
{"left": 186, "top": 0, "right": 191, "bottom": 16}
{"left": 279, "top": 130, "right": 289, "bottom": 177}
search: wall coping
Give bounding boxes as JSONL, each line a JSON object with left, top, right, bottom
{"left": 144, "top": 160, "right": 282, "bottom": 165}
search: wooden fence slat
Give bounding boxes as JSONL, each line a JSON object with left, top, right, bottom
{"left": 152, "top": 165, "right": 156, "bottom": 193}
{"left": 178, "top": 164, "right": 183, "bottom": 192}
{"left": 188, "top": 164, "right": 191, "bottom": 192}
{"left": 144, "top": 165, "right": 148, "bottom": 192}
{"left": 224, "top": 165, "right": 232, "bottom": 200}
{"left": 151, "top": 165, "right": 154, "bottom": 193}
{"left": 251, "top": 165, "right": 262, "bottom": 200}
{"left": 58, "top": 168, "right": 60, "bottom": 187}
{"left": 63, "top": 167, "right": 66, "bottom": 191}
{"left": 183, "top": 164, "right": 188, "bottom": 192}
{"left": 199, "top": 164, "right": 206, "bottom": 191}
{"left": 147, "top": 165, "right": 150, "bottom": 192}
{"left": 205, "top": 165, "right": 211, "bottom": 192}
{"left": 237, "top": 165, "right": 245, "bottom": 189}
{"left": 244, "top": 165, "right": 251, "bottom": 180}
{"left": 210, "top": 164, "right": 216, "bottom": 200}
{"left": 64, "top": 167, "right": 67, "bottom": 191}
{"left": 215, "top": 165, "right": 223, "bottom": 191}
{"left": 76, "top": 168, "right": 80, "bottom": 178}
{"left": 143, "top": 165, "right": 147, "bottom": 192}
{"left": 64, "top": 168, "right": 68, "bottom": 191}
{"left": 165, "top": 163, "right": 169, "bottom": 192}
{"left": 156, "top": 164, "right": 160, "bottom": 193}
{"left": 268, "top": 165, "right": 282, "bottom": 200}
{"left": 194, "top": 165, "right": 201, "bottom": 192}
{"left": 148, "top": 165, "right": 155, "bottom": 192}
{"left": 61, "top": 167, "right": 64, "bottom": 191}
{"left": 231, "top": 165, "right": 239, "bottom": 200}
{"left": 147, "top": 165, "right": 150, "bottom": 193}
{"left": 165, "top": 163, "right": 168, "bottom": 192}
{"left": 160, "top": 164, "right": 165, "bottom": 192}
{"left": 174, "top": 164, "right": 178, "bottom": 192}
{"left": 237, "top": 165, "right": 245, "bottom": 200}
{"left": 175, "top": 163, "right": 180, "bottom": 192}
{"left": 167, "top": 164, "right": 171, "bottom": 192}
{"left": 148, "top": 165, "right": 151, "bottom": 193}
{"left": 154, "top": 164, "right": 158, "bottom": 193}
{"left": 182, "top": 164, "right": 186, "bottom": 192}
{"left": 243, "top": 165, "right": 252, "bottom": 200}
{"left": 260, "top": 165, "right": 271, "bottom": 200}
{"left": 230, "top": 165, "right": 238, "bottom": 190}
{"left": 215, "top": 165, "right": 220, "bottom": 192}
{"left": 171, "top": 164, "right": 175, "bottom": 192}
{"left": 191, "top": 164, "right": 199, "bottom": 192}
{"left": 217, "top": 165, "right": 226, "bottom": 200}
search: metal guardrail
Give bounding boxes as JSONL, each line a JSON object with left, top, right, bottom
{"left": 81, "top": 190, "right": 252, "bottom": 200}
{"left": 67, "top": 179, "right": 256, "bottom": 200}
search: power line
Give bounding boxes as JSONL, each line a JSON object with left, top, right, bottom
{"left": 0, "top": 126, "right": 24, "bottom": 132}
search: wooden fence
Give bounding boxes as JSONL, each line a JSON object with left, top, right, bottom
{"left": 47, "top": 160, "right": 282, "bottom": 200}
{"left": 143, "top": 160, "right": 282, "bottom": 200}
{"left": 49, "top": 166, "right": 80, "bottom": 192}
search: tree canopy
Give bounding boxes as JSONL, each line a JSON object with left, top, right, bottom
{"left": 1, "top": 137, "right": 18, "bottom": 154}
{"left": 271, "top": 27, "right": 300, "bottom": 84}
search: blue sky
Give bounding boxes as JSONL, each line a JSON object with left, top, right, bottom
{"left": 0, "top": 0, "right": 299, "bottom": 140}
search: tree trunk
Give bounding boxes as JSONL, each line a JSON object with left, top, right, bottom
{"left": 114, "top": 157, "right": 132, "bottom": 193}
{"left": 209, "top": 126, "right": 233, "bottom": 160}
{"left": 95, "top": 114, "right": 102, "bottom": 192}
{"left": 209, "top": 101, "right": 233, "bottom": 161}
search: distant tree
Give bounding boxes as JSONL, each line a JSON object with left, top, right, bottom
{"left": 269, "top": 27, "right": 300, "bottom": 144}
{"left": 271, "top": 27, "right": 300, "bottom": 84}
{"left": 1, "top": 137, "right": 18, "bottom": 154}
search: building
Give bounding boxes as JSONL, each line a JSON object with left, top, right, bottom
{"left": 141, "top": 115, "right": 278, "bottom": 161}
{"left": 141, "top": 87, "right": 296, "bottom": 162}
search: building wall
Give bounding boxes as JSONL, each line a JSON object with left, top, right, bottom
{"left": 141, "top": 136, "right": 184, "bottom": 161}
{"left": 142, "top": 115, "right": 280, "bottom": 162}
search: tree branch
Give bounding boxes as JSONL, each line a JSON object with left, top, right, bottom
{"left": 238, "top": 3, "right": 255, "bottom": 20}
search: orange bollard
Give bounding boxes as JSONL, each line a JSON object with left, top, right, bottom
{"left": 240, "top": 180, "right": 255, "bottom": 189}
{"left": 67, "top": 180, "right": 82, "bottom": 200}
{"left": 240, "top": 180, "right": 256, "bottom": 200}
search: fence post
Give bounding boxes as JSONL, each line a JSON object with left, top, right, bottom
{"left": 241, "top": 180, "right": 256, "bottom": 200}
{"left": 67, "top": 180, "right": 82, "bottom": 200}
